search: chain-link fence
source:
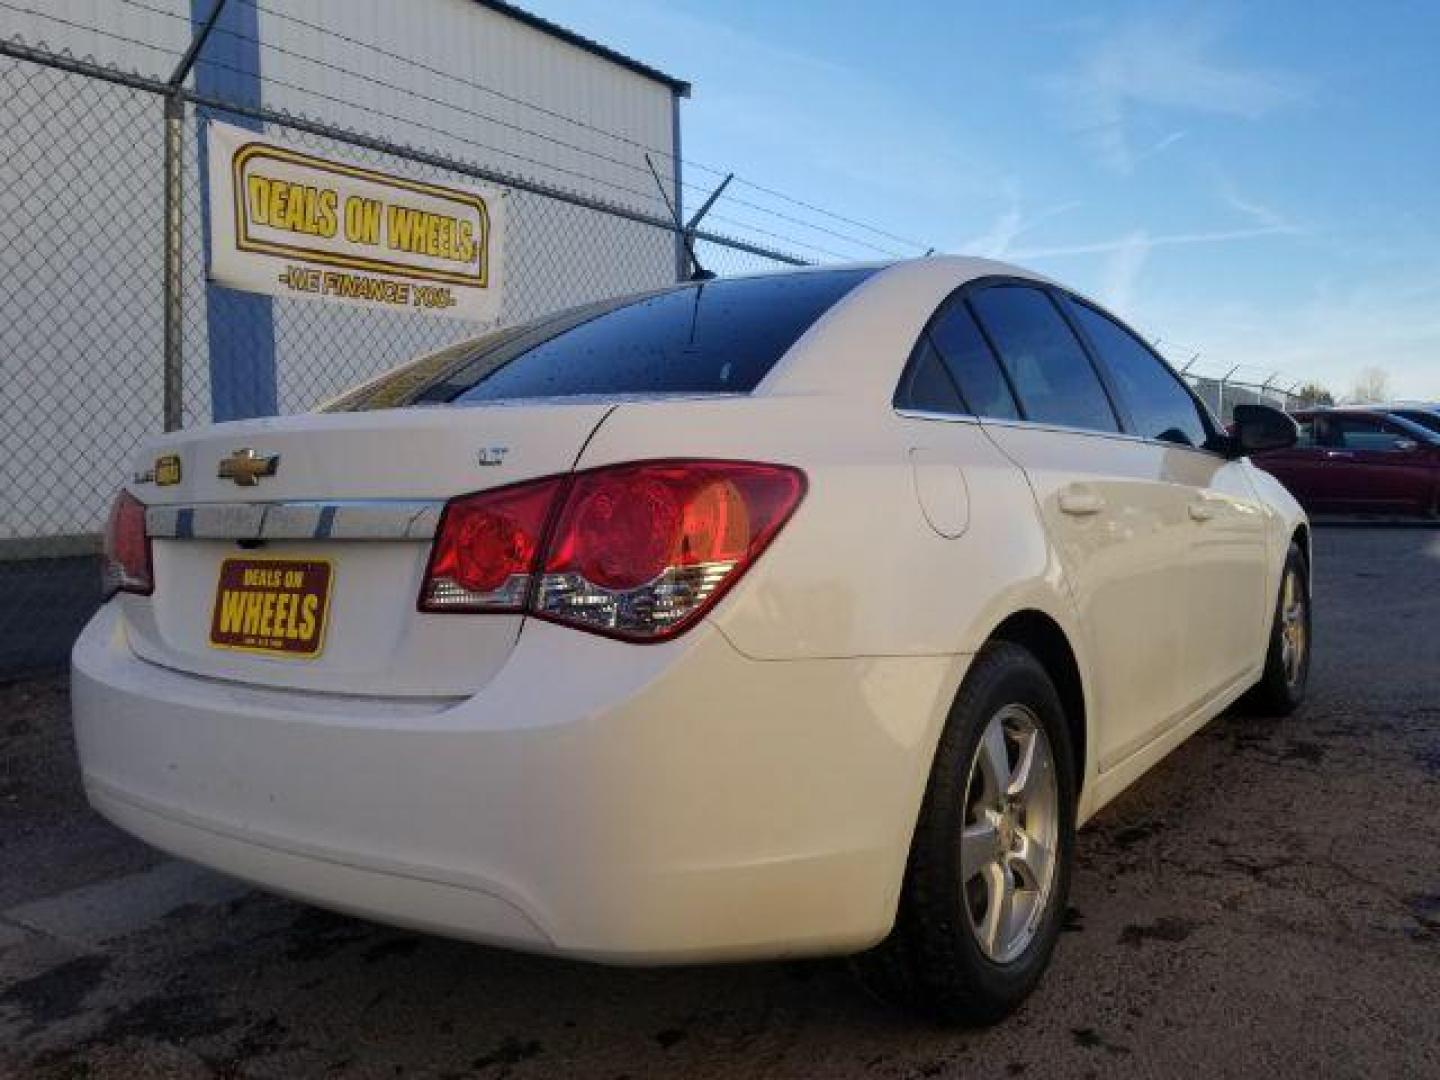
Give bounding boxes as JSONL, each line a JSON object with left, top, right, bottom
{"left": 1185, "top": 374, "right": 1301, "bottom": 424}
{"left": 0, "top": 36, "right": 806, "bottom": 677}
{"left": 0, "top": 51, "right": 167, "bottom": 675}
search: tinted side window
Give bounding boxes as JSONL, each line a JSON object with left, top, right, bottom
{"left": 1334, "top": 416, "right": 1411, "bottom": 451}
{"left": 895, "top": 336, "right": 965, "bottom": 413}
{"left": 968, "top": 286, "right": 1119, "bottom": 433}
{"left": 1067, "top": 300, "right": 1209, "bottom": 448}
{"left": 928, "top": 302, "right": 1020, "bottom": 419}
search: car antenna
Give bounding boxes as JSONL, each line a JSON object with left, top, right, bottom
{"left": 645, "top": 154, "right": 719, "bottom": 281}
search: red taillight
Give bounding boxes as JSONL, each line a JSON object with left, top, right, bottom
{"left": 538, "top": 462, "right": 803, "bottom": 640}
{"left": 102, "top": 489, "right": 152, "bottom": 598}
{"left": 419, "top": 477, "right": 563, "bottom": 612}
{"left": 419, "top": 460, "right": 805, "bottom": 639}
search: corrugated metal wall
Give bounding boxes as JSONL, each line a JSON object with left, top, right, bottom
{"left": 258, "top": 0, "right": 677, "bottom": 214}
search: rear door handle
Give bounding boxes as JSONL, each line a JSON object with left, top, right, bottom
{"left": 1058, "top": 489, "right": 1104, "bottom": 516}
{"left": 1325, "top": 450, "right": 1355, "bottom": 459}
{"left": 1188, "top": 500, "right": 1216, "bottom": 522}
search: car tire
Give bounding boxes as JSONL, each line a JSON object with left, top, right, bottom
{"left": 853, "top": 642, "right": 1076, "bottom": 1025}
{"left": 1241, "top": 542, "right": 1311, "bottom": 717}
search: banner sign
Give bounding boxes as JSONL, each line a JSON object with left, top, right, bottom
{"left": 207, "top": 121, "right": 504, "bottom": 321}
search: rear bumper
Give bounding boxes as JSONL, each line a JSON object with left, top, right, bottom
{"left": 72, "top": 605, "right": 964, "bottom": 963}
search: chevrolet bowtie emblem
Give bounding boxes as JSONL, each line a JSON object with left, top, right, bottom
{"left": 217, "top": 448, "right": 280, "bottom": 486}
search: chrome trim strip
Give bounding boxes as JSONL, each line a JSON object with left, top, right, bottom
{"left": 980, "top": 416, "right": 1227, "bottom": 458}
{"left": 893, "top": 407, "right": 981, "bottom": 426}
{"left": 893, "top": 408, "right": 1226, "bottom": 459}
{"left": 145, "top": 500, "right": 444, "bottom": 542}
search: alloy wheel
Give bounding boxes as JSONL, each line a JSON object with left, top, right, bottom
{"left": 959, "top": 703, "right": 1059, "bottom": 964}
{"left": 1279, "top": 565, "right": 1308, "bottom": 689}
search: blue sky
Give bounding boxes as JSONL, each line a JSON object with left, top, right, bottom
{"left": 535, "top": 0, "right": 1440, "bottom": 399}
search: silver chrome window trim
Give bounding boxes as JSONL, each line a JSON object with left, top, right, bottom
{"left": 893, "top": 407, "right": 1227, "bottom": 459}
{"left": 145, "top": 500, "right": 445, "bottom": 542}
{"left": 893, "top": 407, "right": 982, "bottom": 426}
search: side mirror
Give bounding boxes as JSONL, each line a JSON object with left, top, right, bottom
{"left": 1394, "top": 438, "right": 1419, "bottom": 453}
{"left": 1228, "top": 403, "right": 1299, "bottom": 457}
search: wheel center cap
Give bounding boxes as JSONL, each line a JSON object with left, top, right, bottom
{"left": 995, "top": 813, "right": 1016, "bottom": 853}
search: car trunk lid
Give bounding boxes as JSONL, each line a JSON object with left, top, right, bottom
{"left": 122, "top": 402, "right": 613, "bottom": 697}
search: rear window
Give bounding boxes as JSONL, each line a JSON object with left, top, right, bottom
{"left": 325, "top": 268, "right": 875, "bottom": 411}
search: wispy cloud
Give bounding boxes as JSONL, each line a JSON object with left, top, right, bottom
{"left": 1053, "top": 14, "right": 1309, "bottom": 173}
{"left": 1012, "top": 220, "right": 1301, "bottom": 321}
{"left": 961, "top": 191, "right": 1079, "bottom": 259}
{"left": 1215, "top": 173, "right": 1296, "bottom": 231}
{"left": 1131, "top": 129, "right": 1188, "bottom": 167}
{"left": 1012, "top": 224, "right": 1295, "bottom": 260}
{"left": 1097, "top": 231, "right": 1151, "bottom": 314}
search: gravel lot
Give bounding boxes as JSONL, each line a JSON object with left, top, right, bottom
{"left": 1, "top": 525, "right": 1437, "bottom": 1079}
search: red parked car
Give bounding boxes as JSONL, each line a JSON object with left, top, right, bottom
{"left": 1252, "top": 408, "right": 1440, "bottom": 516}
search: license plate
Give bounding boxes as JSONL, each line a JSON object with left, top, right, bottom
{"left": 209, "top": 557, "right": 333, "bottom": 658}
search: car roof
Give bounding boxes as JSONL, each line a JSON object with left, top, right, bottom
{"left": 755, "top": 256, "right": 1058, "bottom": 399}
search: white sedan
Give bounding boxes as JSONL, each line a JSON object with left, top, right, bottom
{"left": 72, "top": 257, "right": 1309, "bottom": 1023}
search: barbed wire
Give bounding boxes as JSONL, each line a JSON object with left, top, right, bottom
{"left": 727, "top": 176, "right": 932, "bottom": 252}
{"left": 231, "top": 0, "right": 688, "bottom": 164}
{"left": 0, "top": 32, "right": 813, "bottom": 272}
{"left": 108, "top": 0, "right": 918, "bottom": 258}
{"left": 188, "top": 52, "right": 866, "bottom": 261}
{"left": 115, "top": 0, "right": 683, "bottom": 185}
{"left": 212, "top": 1, "right": 908, "bottom": 257}
{"left": 225, "top": 0, "right": 927, "bottom": 255}
{"left": 1, "top": 0, "right": 926, "bottom": 263}
{"left": 0, "top": 0, "right": 183, "bottom": 63}
{"left": 0, "top": 0, "right": 693, "bottom": 215}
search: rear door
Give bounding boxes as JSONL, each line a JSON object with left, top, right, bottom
{"left": 1063, "top": 297, "right": 1268, "bottom": 706}
{"left": 1326, "top": 413, "right": 1436, "bottom": 513}
{"left": 963, "top": 282, "right": 1195, "bottom": 772}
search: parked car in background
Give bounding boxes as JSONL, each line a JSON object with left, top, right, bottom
{"left": 1252, "top": 407, "right": 1440, "bottom": 516}
{"left": 72, "top": 258, "right": 1310, "bottom": 1025}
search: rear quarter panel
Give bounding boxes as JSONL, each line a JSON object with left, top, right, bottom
{"left": 575, "top": 392, "right": 1106, "bottom": 825}
{"left": 574, "top": 395, "right": 1082, "bottom": 664}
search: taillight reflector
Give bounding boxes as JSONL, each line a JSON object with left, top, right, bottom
{"left": 419, "top": 460, "right": 805, "bottom": 640}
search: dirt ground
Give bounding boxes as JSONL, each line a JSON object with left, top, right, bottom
{"left": 1, "top": 524, "right": 1437, "bottom": 1079}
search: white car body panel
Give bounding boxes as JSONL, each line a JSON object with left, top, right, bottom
{"left": 123, "top": 401, "right": 615, "bottom": 696}
{"left": 71, "top": 256, "right": 1307, "bottom": 962}
{"left": 75, "top": 607, "right": 963, "bottom": 961}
